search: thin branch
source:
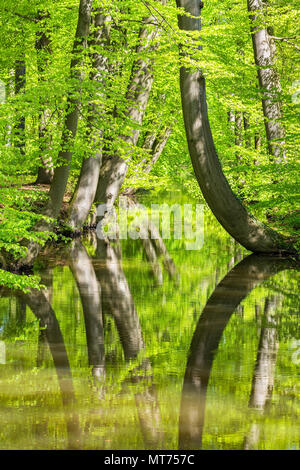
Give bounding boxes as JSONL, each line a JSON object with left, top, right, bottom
{"left": 270, "top": 35, "right": 300, "bottom": 51}
{"left": 2, "top": 8, "right": 38, "bottom": 23}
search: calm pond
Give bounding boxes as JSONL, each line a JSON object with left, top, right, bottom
{"left": 0, "top": 191, "right": 299, "bottom": 450}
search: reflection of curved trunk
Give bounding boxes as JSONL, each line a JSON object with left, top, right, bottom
{"left": 18, "top": 289, "right": 81, "bottom": 450}
{"left": 244, "top": 295, "right": 280, "bottom": 450}
{"left": 94, "top": 237, "right": 163, "bottom": 448}
{"left": 179, "top": 254, "right": 295, "bottom": 450}
{"left": 176, "top": 0, "right": 293, "bottom": 254}
{"left": 68, "top": 241, "right": 105, "bottom": 382}
{"left": 247, "top": 0, "right": 285, "bottom": 161}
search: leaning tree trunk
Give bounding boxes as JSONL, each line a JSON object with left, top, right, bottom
{"left": 94, "top": 3, "right": 166, "bottom": 219}
{"left": 176, "top": 0, "right": 294, "bottom": 254}
{"left": 14, "top": 57, "right": 26, "bottom": 156}
{"left": 46, "top": 0, "right": 93, "bottom": 219}
{"left": 35, "top": 11, "right": 54, "bottom": 185}
{"left": 66, "top": 10, "right": 112, "bottom": 230}
{"left": 247, "top": 0, "right": 286, "bottom": 161}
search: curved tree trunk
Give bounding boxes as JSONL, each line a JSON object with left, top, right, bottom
{"left": 247, "top": 0, "right": 286, "bottom": 161}
{"left": 176, "top": 0, "right": 294, "bottom": 254}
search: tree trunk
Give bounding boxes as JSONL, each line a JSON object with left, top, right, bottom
{"left": 176, "top": 0, "right": 294, "bottom": 254}
{"left": 46, "top": 0, "right": 93, "bottom": 219}
{"left": 14, "top": 58, "right": 26, "bottom": 155}
{"left": 247, "top": 0, "right": 286, "bottom": 161}
{"left": 66, "top": 10, "right": 112, "bottom": 229}
{"left": 179, "top": 254, "right": 294, "bottom": 450}
{"left": 35, "top": 11, "right": 54, "bottom": 185}
{"left": 16, "top": 0, "right": 93, "bottom": 267}
{"left": 69, "top": 241, "right": 105, "bottom": 382}
{"left": 94, "top": 4, "right": 166, "bottom": 218}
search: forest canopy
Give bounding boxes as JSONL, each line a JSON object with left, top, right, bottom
{"left": 0, "top": 0, "right": 299, "bottom": 290}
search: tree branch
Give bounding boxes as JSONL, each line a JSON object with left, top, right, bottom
{"left": 270, "top": 36, "right": 300, "bottom": 51}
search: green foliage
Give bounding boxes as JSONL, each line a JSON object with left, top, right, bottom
{"left": 0, "top": 0, "right": 299, "bottom": 291}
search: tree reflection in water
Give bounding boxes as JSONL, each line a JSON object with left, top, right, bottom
{"left": 179, "top": 254, "right": 296, "bottom": 450}
{"left": 0, "top": 238, "right": 298, "bottom": 450}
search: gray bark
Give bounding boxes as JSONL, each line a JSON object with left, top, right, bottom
{"left": 66, "top": 11, "right": 112, "bottom": 229}
{"left": 35, "top": 12, "right": 54, "bottom": 185}
{"left": 46, "top": 0, "right": 93, "bottom": 219}
{"left": 176, "top": 0, "right": 294, "bottom": 254}
{"left": 247, "top": 0, "right": 286, "bottom": 161}
{"left": 94, "top": 4, "right": 166, "bottom": 217}
{"left": 69, "top": 241, "right": 105, "bottom": 382}
{"left": 14, "top": 58, "right": 26, "bottom": 155}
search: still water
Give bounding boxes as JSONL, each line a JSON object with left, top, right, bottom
{"left": 0, "top": 192, "right": 299, "bottom": 450}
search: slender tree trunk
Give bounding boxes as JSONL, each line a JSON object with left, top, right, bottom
{"left": 46, "top": 0, "right": 93, "bottom": 219}
{"left": 66, "top": 10, "right": 112, "bottom": 229}
{"left": 17, "top": 0, "right": 93, "bottom": 267}
{"left": 35, "top": 12, "right": 54, "bottom": 185}
{"left": 14, "top": 57, "right": 26, "bottom": 155}
{"left": 235, "top": 111, "right": 243, "bottom": 161}
{"left": 176, "top": 0, "right": 294, "bottom": 254}
{"left": 123, "top": 127, "right": 172, "bottom": 196}
{"left": 94, "top": 3, "right": 166, "bottom": 218}
{"left": 247, "top": 0, "right": 286, "bottom": 161}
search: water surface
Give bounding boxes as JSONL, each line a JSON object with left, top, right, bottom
{"left": 0, "top": 193, "right": 299, "bottom": 450}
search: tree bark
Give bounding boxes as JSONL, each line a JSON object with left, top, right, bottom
{"left": 176, "top": 0, "right": 294, "bottom": 254}
{"left": 94, "top": 4, "right": 166, "bottom": 218}
{"left": 247, "top": 0, "right": 286, "bottom": 161}
{"left": 46, "top": 0, "right": 93, "bottom": 219}
{"left": 16, "top": 0, "right": 93, "bottom": 267}
{"left": 34, "top": 11, "right": 54, "bottom": 185}
{"left": 66, "top": 10, "right": 112, "bottom": 229}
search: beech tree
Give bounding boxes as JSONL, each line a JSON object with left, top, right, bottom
{"left": 176, "top": 0, "right": 294, "bottom": 253}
